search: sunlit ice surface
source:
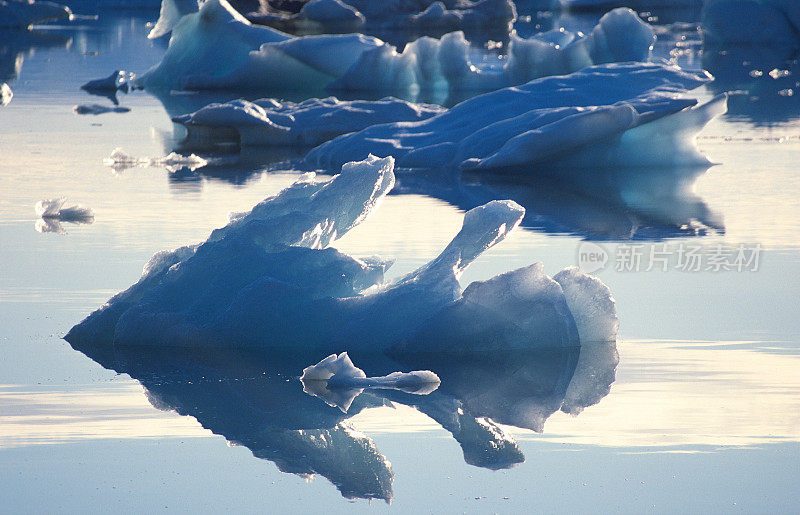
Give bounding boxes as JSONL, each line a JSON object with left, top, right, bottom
{"left": 1, "top": 4, "right": 799, "bottom": 513}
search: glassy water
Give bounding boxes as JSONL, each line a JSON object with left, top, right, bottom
{"left": 1, "top": 5, "right": 799, "bottom": 512}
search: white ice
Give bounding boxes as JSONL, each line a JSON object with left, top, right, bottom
{"left": 306, "top": 62, "right": 726, "bottom": 172}
{"left": 300, "top": 352, "right": 440, "bottom": 412}
{"left": 66, "top": 155, "right": 617, "bottom": 355}
{"left": 73, "top": 104, "right": 131, "bottom": 115}
{"left": 1, "top": 82, "right": 11, "bottom": 106}
{"left": 137, "top": 0, "right": 653, "bottom": 93}
{"left": 35, "top": 197, "right": 95, "bottom": 222}
{"left": 103, "top": 147, "right": 208, "bottom": 172}
{"left": 0, "top": 0, "right": 71, "bottom": 28}
{"left": 172, "top": 96, "right": 444, "bottom": 149}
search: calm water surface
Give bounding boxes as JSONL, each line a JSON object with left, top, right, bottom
{"left": 1, "top": 7, "right": 799, "bottom": 513}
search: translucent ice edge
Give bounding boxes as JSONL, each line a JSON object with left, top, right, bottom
{"left": 65, "top": 155, "right": 617, "bottom": 353}
{"left": 306, "top": 62, "right": 726, "bottom": 172}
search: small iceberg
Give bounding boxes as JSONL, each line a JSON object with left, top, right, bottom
{"left": 136, "top": 0, "right": 654, "bottom": 94}
{"left": 102, "top": 148, "right": 208, "bottom": 172}
{"left": 172, "top": 96, "right": 444, "bottom": 149}
{"left": 35, "top": 197, "right": 94, "bottom": 233}
{"left": 306, "top": 62, "right": 726, "bottom": 172}
{"left": 73, "top": 104, "right": 131, "bottom": 115}
{"left": 66, "top": 155, "right": 617, "bottom": 355}
{"left": 301, "top": 352, "right": 440, "bottom": 412}
{"left": 0, "top": 0, "right": 71, "bottom": 29}
{"left": 1, "top": 82, "right": 11, "bottom": 106}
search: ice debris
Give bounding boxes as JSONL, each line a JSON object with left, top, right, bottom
{"left": 103, "top": 148, "right": 208, "bottom": 172}
{"left": 306, "top": 62, "right": 726, "bottom": 172}
{"left": 0, "top": 0, "right": 71, "bottom": 29}
{"left": 73, "top": 104, "right": 131, "bottom": 115}
{"left": 66, "top": 155, "right": 618, "bottom": 354}
{"left": 35, "top": 197, "right": 94, "bottom": 233}
{"left": 1, "top": 82, "right": 11, "bottom": 106}
{"left": 301, "top": 352, "right": 440, "bottom": 412}
{"left": 172, "top": 96, "right": 444, "bottom": 149}
{"left": 137, "top": 0, "right": 653, "bottom": 93}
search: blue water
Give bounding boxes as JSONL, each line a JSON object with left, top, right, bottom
{"left": 1, "top": 5, "right": 799, "bottom": 512}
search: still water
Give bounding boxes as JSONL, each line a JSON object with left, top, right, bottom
{"left": 1, "top": 5, "right": 799, "bottom": 513}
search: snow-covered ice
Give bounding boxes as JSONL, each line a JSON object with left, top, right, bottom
{"left": 0, "top": 0, "right": 70, "bottom": 28}
{"left": 73, "top": 104, "right": 131, "bottom": 115}
{"left": 172, "top": 96, "right": 444, "bottom": 149}
{"left": 137, "top": 0, "right": 654, "bottom": 94}
{"left": 66, "top": 155, "right": 617, "bottom": 354}
{"left": 306, "top": 62, "right": 726, "bottom": 172}
{"left": 301, "top": 352, "right": 440, "bottom": 412}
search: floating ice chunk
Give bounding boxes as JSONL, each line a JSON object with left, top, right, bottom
{"left": 0, "top": 0, "right": 71, "bottom": 29}
{"left": 138, "top": 1, "right": 650, "bottom": 93}
{"left": 80, "top": 70, "right": 130, "bottom": 92}
{"left": 73, "top": 104, "right": 131, "bottom": 115}
{"left": 34, "top": 198, "right": 94, "bottom": 234}
{"left": 306, "top": 62, "right": 723, "bottom": 172}
{"left": 1, "top": 82, "right": 11, "bottom": 106}
{"left": 102, "top": 148, "right": 208, "bottom": 172}
{"left": 301, "top": 352, "right": 440, "bottom": 412}
{"left": 172, "top": 96, "right": 444, "bottom": 149}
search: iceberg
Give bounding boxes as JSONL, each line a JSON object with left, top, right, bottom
{"left": 66, "top": 155, "right": 617, "bottom": 354}
{"left": 137, "top": 0, "right": 654, "bottom": 94}
{"left": 172, "top": 96, "right": 444, "bottom": 149}
{"left": 300, "top": 352, "right": 440, "bottom": 412}
{"left": 0, "top": 0, "right": 70, "bottom": 29}
{"left": 1, "top": 82, "right": 10, "bottom": 106}
{"left": 306, "top": 62, "right": 725, "bottom": 172}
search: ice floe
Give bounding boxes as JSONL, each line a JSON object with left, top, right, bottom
{"left": 81, "top": 70, "right": 132, "bottom": 92}
{"left": 301, "top": 352, "right": 440, "bottom": 412}
{"left": 136, "top": 0, "right": 654, "bottom": 94}
{"left": 172, "top": 96, "right": 444, "bottom": 149}
{"left": 306, "top": 62, "right": 725, "bottom": 172}
{"left": 0, "top": 0, "right": 71, "bottom": 29}
{"left": 66, "top": 155, "right": 617, "bottom": 354}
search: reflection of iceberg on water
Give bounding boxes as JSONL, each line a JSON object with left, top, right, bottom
{"left": 67, "top": 155, "right": 617, "bottom": 352}
{"left": 394, "top": 164, "right": 724, "bottom": 240}
{"left": 136, "top": 0, "right": 655, "bottom": 95}
{"left": 67, "top": 341, "right": 618, "bottom": 499}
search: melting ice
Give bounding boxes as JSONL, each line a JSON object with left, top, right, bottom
{"left": 66, "top": 155, "right": 617, "bottom": 352}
